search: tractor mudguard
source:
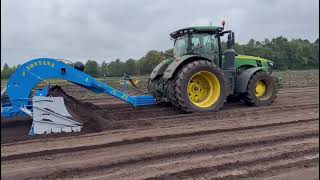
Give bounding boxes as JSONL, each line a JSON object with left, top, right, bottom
{"left": 149, "top": 58, "right": 172, "bottom": 80}
{"left": 235, "top": 67, "right": 264, "bottom": 93}
{"left": 163, "top": 55, "right": 211, "bottom": 80}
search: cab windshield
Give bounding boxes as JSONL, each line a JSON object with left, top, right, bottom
{"left": 173, "top": 35, "right": 188, "bottom": 58}
{"left": 173, "top": 33, "right": 219, "bottom": 60}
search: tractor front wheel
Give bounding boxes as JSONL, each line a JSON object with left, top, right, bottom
{"left": 171, "top": 60, "right": 227, "bottom": 112}
{"left": 243, "top": 71, "right": 277, "bottom": 106}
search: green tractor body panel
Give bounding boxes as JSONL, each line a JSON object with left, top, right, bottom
{"left": 235, "top": 67, "right": 265, "bottom": 93}
{"left": 149, "top": 58, "right": 173, "bottom": 80}
{"left": 162, "top": 55, "right": 211, "bottom": 80}
{"left": 235, "top": 55, "right": 272, "bottom": 73}
{"left": 150, "top": 54, "right": 273, "bottom": 81}
{"left": 149, "top": 55, "right": 210, "bottom": 80}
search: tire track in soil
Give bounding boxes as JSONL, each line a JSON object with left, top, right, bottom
{"left": 80, "top": 89, "right": 318, "bottom": 108}
{"left": 3, "top": 124, "right": 318, "bottom": 179}
{"left": 143, "top": 149, "right": 319, "bottom": 180}
{"left": 108, "top": 103, "right": 318, "bottom": 129}
{"left": 2, "top": 108, "right": 317, "bottom": 160}
{"left": 1, "top": 104, "right": 317, "bottom": 153}
{"left": 1, "top": 86, "right": 318, "bottom": 144}
{"left": 63, "top": 86, "right": 317, "bottom": 113}
{"left": 2, "top": 87, "right": 317, "bottom": 125}
{"left": 1, "top": 86, "right": 318, "bottom": 179}
{"left": 3, "top": 87, "right": 318, "bottom": 124}
{"left": 85, "top": 88, "right": 319, "bottom": 117}
{"left": 81, "top": 90, "right": 318, "bottom": 103}
{"left": 1, "top": 97, "right": 319, "bottom": 144}
{"left": 30, "top": 147, "right": 320, "bottom": 179}
{"left": 191, "top": 156, "right": 319, "bottom": 180}
{"left": 77, "top": 86, "right": 318, "bottom": 99}
{"left": 2, "top": 117, "right": 318, "bottom": 162}
{"left": 1, "top": 100, "right": 319, "bottom": 150}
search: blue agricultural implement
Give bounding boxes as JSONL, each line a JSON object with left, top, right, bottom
{"left": 1, "top": 58, "right": 155, "bottom": 135}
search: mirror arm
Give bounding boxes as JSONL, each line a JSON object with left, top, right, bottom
{"left": 219, "top": 30, "right": 232, "bottom": 36}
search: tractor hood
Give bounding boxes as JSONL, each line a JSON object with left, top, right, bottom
{"left": 236, "top": 55, "right": 273, "bottom": 63}
{"left": 235, "top": 55, "right": 274, "bottom": 73}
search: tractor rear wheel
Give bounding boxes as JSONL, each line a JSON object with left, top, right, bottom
{"left": 167, "top": 79, "right": 180, "bottom": 108}
{"left": 171, "top": 60, "right": 227, "bottom": 112}
{"left": 243, "top": 71, "right": 277, "bottom": 106}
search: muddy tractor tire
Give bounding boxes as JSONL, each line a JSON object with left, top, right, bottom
{"left": 169, "top": 60, "right": 227, "bottom": 113}
{"left": 243, "top": 71, "right": 277, "bottom": 106}
{"left": 167, "top": 79, "right": 180, "bottom": 108}
{"left": 148, "top": 78, "right": 161, "bottom": 98}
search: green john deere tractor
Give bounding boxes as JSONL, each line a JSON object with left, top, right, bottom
{"left": 148, "top": 24, "right": 277, "bottom": 112}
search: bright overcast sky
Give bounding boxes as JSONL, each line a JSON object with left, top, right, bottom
{"left": 1, "top": 0, "right": 319, "bottom": 66}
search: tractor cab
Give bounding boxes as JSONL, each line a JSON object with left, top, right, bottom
{"left": 171, "top": 26, "right": 225, "bottom": 66}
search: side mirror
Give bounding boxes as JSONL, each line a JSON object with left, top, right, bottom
{"left": 227, "top": 32, "right": 235, "bottom": 48}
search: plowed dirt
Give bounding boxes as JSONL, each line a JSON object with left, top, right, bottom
{"left": 48, "top": 85, "right": 110, "bottom": 132}
{"left": 1, "top": 86, "right": 319, "bottom": 180}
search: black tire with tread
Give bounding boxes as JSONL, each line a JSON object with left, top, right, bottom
{"left": 148, "top": 78, "right": 160, "bottom": 97}
{"left": 149, "top": 77, "right": 179, "bottom": 108}
{"left": 167, "top": 79, "right": 180, "bottom": 108}
{"left": 243, "top": 71, "right": 277, "bottom": 106}
{"left": 170, "top": 60, "right": 227, "bottom": 113}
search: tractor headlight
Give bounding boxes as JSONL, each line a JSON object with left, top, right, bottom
{"left": 268, "top": 62, "right": 273, "bottom": 66}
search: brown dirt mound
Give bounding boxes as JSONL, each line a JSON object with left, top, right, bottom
{"left": 48, "top": 85, "right": 112, "bottom": 132}
{"left": 2, "top": 85, "right": 159, "bottom": 144}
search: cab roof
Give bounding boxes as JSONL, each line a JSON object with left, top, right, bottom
{"left": 170, "top": 26, "right": 224, "bottom": 39}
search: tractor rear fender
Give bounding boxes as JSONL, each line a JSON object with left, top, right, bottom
{"left": 163, "top": 55, "right": 211, "bottom": 80}
{"left": 235, "top": 67, "right": 264, "bottom": 93}
{"left": 149, "top": 58, "right": 172, "bottom": 80}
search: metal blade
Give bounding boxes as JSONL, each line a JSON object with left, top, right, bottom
{"left": 30, "top": 96, "right": 82, "bottom": 135}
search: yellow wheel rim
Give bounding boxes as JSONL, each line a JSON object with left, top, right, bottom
{"left": 255, "top": 80, "right": 267, "bottom": 98}
{"left": 187, "top": 71, "right": 220, "bottom": 108}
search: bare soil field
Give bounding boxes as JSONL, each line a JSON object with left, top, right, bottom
{"left": 1, "top": 85, "right": 319, "bottom": 180}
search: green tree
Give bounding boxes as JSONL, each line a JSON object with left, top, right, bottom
{"left": 1, "top": 63, "right": 13, "bottom": 79}
{"left": 100, "top": 61, "right": 108, "bottom": 77}
{"left": 84, "top": 60, "right": 99, "bottom": 77}
{"left": 1, "top": 63, "right": 21, "bottom": 79}
{"left": 139, "top": 50, "right": 164, "bottom": 75}
{"left": 108, "top": 59, "right": 125, "bottom": 76}
{"left": 124, "top": 59, "right": 138, "bottom": 75}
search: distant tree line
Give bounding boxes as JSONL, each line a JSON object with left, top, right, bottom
{"left": 1, "top": 36, "right": 319, "bottom": 79}
{"left": 232, "top": 37, "right": 319, "bottom": 70}
{"left": 1, "top": 64, "right": 20, "bottom": 79}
